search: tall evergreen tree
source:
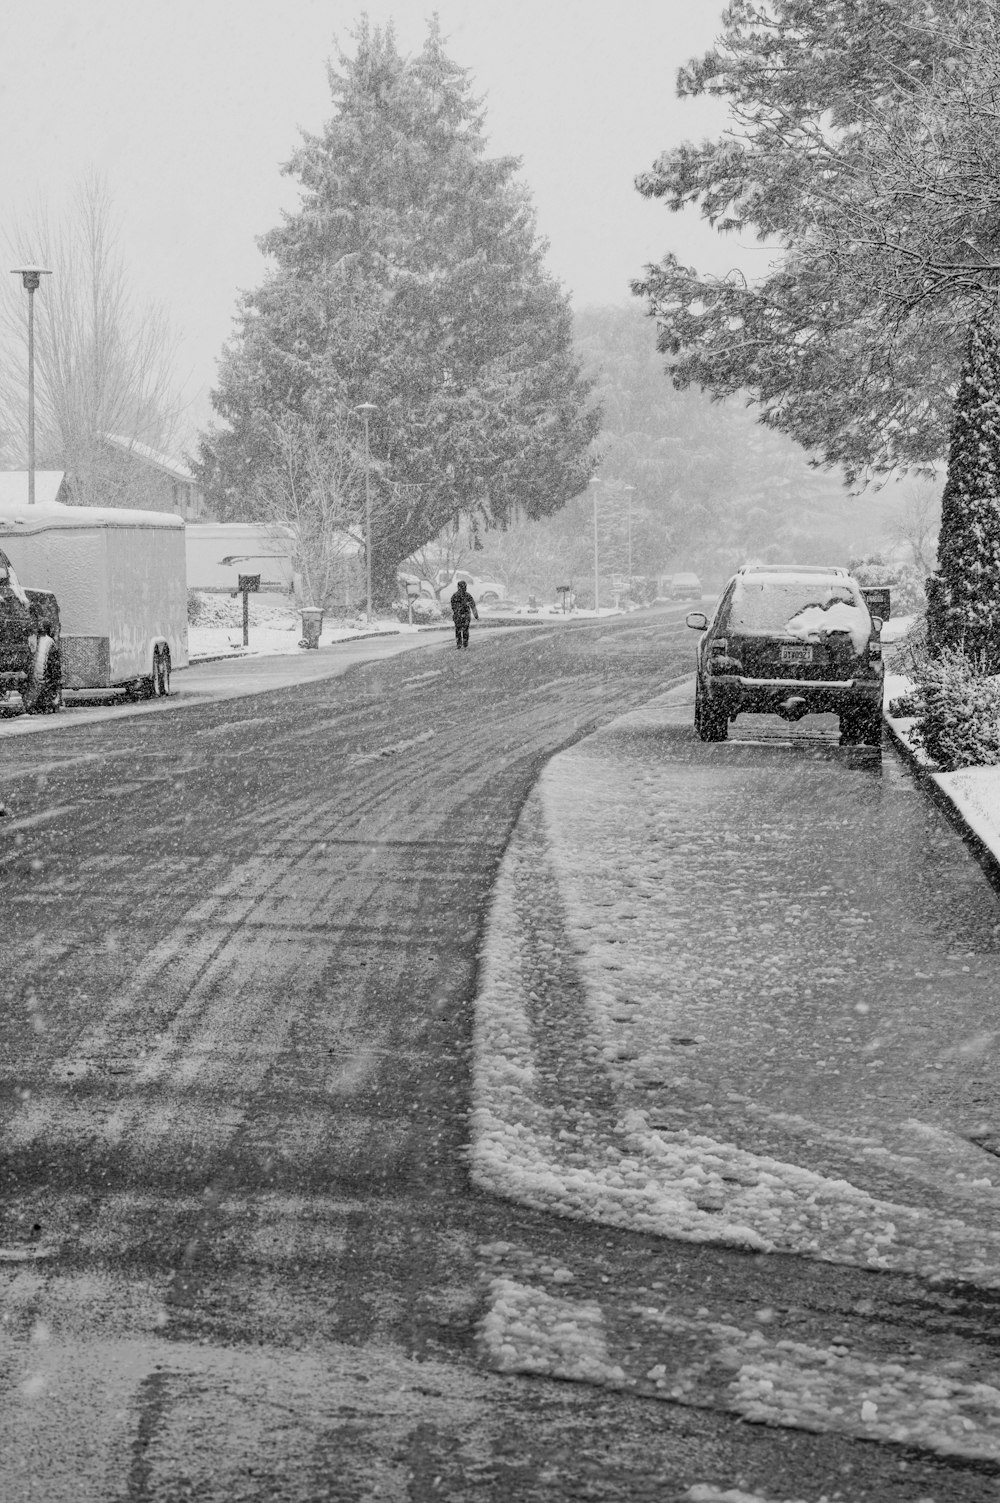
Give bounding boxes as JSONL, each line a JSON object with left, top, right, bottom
{"left": 196, "top": 19, "right": 599, "bottom": 603}
{"left": 927, "top": 307, "right": 1000, "bottom": 666}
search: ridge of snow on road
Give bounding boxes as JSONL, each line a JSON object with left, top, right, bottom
{"left": 478, "top": 1276, "right": 1000, "bottom": 1462}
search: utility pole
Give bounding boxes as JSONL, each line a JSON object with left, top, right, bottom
{"left": 355, "top": 403, "right": 378, "bottom": 624}
{"left": 589, "top": 476, "right": 601, "bottom": 614}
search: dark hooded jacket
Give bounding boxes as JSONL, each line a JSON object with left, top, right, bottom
{"left": 450, "top": 583, "right": 478, "bottom": 624}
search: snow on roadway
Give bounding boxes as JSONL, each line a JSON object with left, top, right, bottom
{"left": 471, "top": 682, "right": 1000, "bottom": 1463}
{"left": 473, "top": 688, "right": 1000, "bottom": 1284}
{"left": 479, "top": 1276, "right": 1000, "bottom": 1462}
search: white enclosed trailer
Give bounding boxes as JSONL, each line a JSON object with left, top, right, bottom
{"left": 0, "top": 498, "right": 188, "bottom": 697}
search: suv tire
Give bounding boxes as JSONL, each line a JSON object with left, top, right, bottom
{"left": 695, "top": 679, "right": 729, "bottom": 742}
{"left": 840, "top": 704, "right": 882, "bottom": 747}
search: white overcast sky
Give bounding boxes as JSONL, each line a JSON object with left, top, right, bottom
{"left": 0, "top": 1, "right": 766, "bottom": 440}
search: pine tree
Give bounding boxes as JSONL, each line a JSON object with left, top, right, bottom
{"left": 927, "top": 307, "right": 1000, "bottom": 667}
{"left": 196, "top": 19, "right": 599, "bottom": 605}
{"left": 632, "top": 0, "right": 998, "bottom": 482}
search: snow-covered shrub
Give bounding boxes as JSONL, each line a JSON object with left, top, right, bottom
{"left": 908, "top": 648, "right": 1000, "bottom": 769}
{"left": 393, "top": 596, "right": 440, "bottom": 624}
{"left": 848, "top": 555, "right": 926, "bottom": 616}
{"left": 888, "top": 689, "right": 921, "bottom": 718}
{"left": 187, "top": 589, "right": 206, "bottom": 623}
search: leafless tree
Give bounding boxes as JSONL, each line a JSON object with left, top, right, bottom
{"left": 249, "top": 410, "right": 367, "bottom": 613}
{"left": 0, "top": 176, "right": 183, "bottom": 504}
{"left": 887, "top": 477, "right": 943, "bottom": 573}
{"left": 404, "top": 524, "right": 472, "bottom": 598}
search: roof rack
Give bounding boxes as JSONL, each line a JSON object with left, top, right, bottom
{"left": 737, "top": 563, "right": 849, "bottom": 576}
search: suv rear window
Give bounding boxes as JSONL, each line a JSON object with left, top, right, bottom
{"left": 726, "top": 577, "right": 860, "bottom": 631}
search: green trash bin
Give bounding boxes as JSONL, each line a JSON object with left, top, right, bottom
{"left": 300, "top": 606, "right": 324, "bottom": 649}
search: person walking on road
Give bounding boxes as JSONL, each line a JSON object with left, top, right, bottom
{"left": 450, "top": 579, "right": 479, "bottom": 649}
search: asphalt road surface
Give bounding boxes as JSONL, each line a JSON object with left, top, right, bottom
{"left": 2, "top": 614, "right": 1000, "bottom": 1502}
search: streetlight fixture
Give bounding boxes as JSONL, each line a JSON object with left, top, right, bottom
{"left": 588, "top": 475, "right": 601, "bottom": 615}
{"left": 10, "top": 265, "right": 52, "bottom": 506}
{"left": 354, "top": 403, "right": 378, "bottom": 623}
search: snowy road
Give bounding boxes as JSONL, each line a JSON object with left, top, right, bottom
{"left": 477, "top": 685, "right": 1000, "bottom": 1273}
{"left": 2, "top": 616, "right": 999, "bottom": 1501}
{"left": 474, "top": 684, "right": 1000, "bottom": 1476}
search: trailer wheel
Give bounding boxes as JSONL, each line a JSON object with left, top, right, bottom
{"left": 153, "top": 646, "right": 171, "bottom": 697}
{"left": 23, "top": 637, "right": 62, "bottom": 714}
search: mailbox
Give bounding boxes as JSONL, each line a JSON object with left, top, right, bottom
{"left": 860, "top": 586, "right": 891, "bottom": 621}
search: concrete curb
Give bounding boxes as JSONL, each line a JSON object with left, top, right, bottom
{"left": 883, "top": 709, "right": 1000, "bottom": 889}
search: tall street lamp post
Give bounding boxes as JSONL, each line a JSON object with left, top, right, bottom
{"left": 623, "top": 484, "right": 635, "bottom": 603}
{"left": 355, "top": 403, "right": 377, "bottom": 624}
{"left": 11, "top": 265, "right": 52, "bottom": 506}
{"left": 589, "top": 476, "right": 601, "bottom": 615}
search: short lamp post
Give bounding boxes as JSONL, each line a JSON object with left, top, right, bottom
{"left": 11, "top": 265, "right": 52, "bottom": 506}
{"left": 355, "top": 403, "right": 378, "bottom": 624}
{"left": 623, "top": 485, "right": 635, "bottom": 603}
{"left": 588, "top": 476, "right": 601, "bottom": 614}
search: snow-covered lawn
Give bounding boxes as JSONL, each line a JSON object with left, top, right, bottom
{"left": 186, "top": 598, "right": 434, "bottom": 659}
{"left": 185, "top": 596, "right": 623, "bottom": 660}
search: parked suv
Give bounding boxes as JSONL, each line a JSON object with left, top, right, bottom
{"left": 685, "top": 564, "right": 884, "bottom": 745}
{"left": 669, "top": 571, "right": 703, "bottom": 601}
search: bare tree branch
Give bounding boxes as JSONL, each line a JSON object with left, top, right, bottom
{"left": 0, "top": 176, "right": 183, "bottom": 505}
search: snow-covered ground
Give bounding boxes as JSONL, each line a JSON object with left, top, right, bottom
{"left": 474, "top": 681, "right": 1000, "bottom": 1284}
{"left": 186, "top": 597, "right": 432, "bottom": 659}
{"left": 471, "top": 669, "right": 1000, "bottom": 1465}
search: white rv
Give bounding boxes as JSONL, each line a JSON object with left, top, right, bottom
{"left": 0, "top": 496, "right": 188, "bottom": 698}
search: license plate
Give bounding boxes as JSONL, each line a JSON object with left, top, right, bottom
{"left": 780, "top": 644, "right": 813, "bottom": 664}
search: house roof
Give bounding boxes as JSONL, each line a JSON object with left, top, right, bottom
{"left": 104, "top": 434, "right": 196, "bottom": 484}
{"left": 0, "top": 471, "right": 66, "bottom": 507}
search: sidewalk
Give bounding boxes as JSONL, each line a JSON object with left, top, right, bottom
{"left": 0, "top": 627, "right": 453, "bottom": 738}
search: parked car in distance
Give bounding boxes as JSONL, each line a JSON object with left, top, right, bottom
{"left": 685, "top": 563, "right": 884, "bottom": 745}
{"left": 437, "top": 570, "right": 506, "bottom": 604}
{"left": 669, "top": 571, "right": 703, "bottom": 601}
